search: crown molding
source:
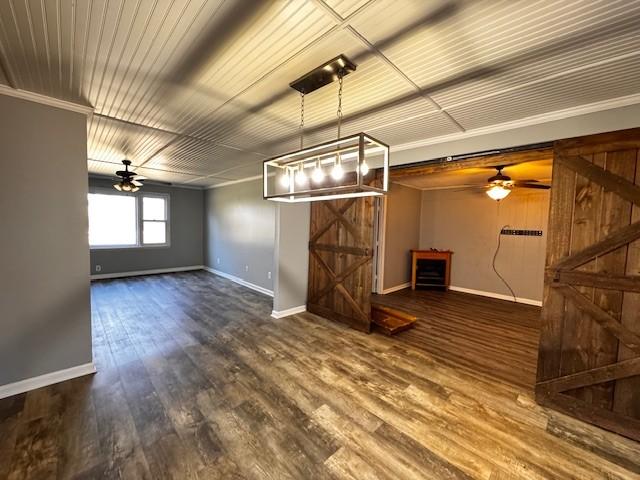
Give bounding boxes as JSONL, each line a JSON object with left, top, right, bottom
{"left": 0, "top": 84, "right": 93, "bottom": 115}
{"left": 391, "top": 93, "right": 640, "bottom": 154}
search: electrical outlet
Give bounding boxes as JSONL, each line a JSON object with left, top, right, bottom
{"left": 95, "top": 265, "right": 102, "bottom": 272}
{"left": 267, "top": 271, "right": 271, "bottom": 279}
{"left": 245, "top": 265, "right": 249, "bottom": 272}
{"left": 216, "top": 257, "right": 220, "bottom": 265}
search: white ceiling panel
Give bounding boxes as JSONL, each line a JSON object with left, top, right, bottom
{"left": 144, "top": 136, "right": 266, "bottom": 176}
{"left": 366, "top": 111, "right": 459, "bottom": 148}
{"left": 87, "top": 158, "right": 201, "bottom": 185}
{"left": 212, "top": 161, "right": 264, "bottom": 181}
{"left": 87, "top": 158, "right": 122, "bottom": 177}
{"left": 448, "top": 54, "right": 640, "bottom": 130}
{"left": 2, "top": 0, "right": 640, "bottom": 186}
{"left": 87, "top": 114, "right": 177, "bottom": 165}
{"left": 351, "top": 0, "right": 637, "bottom": 91}
{"left": 323, "top": 0, "right": 372, "bottom": 19}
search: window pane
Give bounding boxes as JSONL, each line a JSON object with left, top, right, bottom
{"left": 88, "top": 193, "right": 137, "bottom": 246}
{"left": 143, "top": 196, "right": 166, "bottom": 220}
{"left": 143, "top": 221, "right": 166, "bottom": 244}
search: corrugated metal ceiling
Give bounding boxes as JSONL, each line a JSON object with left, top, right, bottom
{"left": 1, "top": 0, "right": 639, "bottom": 187}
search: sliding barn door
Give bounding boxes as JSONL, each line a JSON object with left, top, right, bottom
{"left": 537, "top": 128, "right": 640, "bottom": 441}
{"left": 307, "top": 197, "right": 374, "bottom": 332}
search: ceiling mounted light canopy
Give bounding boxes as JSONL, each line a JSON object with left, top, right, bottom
{"left": 264, "top": 55, "right": 389, "bottom": 203}
{"left": 113, "top": 160, "right": 145, "bottom": 192}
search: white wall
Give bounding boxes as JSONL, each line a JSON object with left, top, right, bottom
{"left": 0, "top": 94, "right": 92, "bottom": 387}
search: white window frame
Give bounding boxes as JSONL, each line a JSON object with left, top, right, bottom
{"left": 88, "top": 188, "right": 171, "bottom": 250}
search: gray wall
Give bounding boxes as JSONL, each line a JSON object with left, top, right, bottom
{"left": 204, "top": 179, "right": 275, "bottom": 292}
{"left": 273, "top": 203, "right": 310, "bottom": 312}
{"left": 382, "top": 183, "right": 422, "bottom": 290}
{"left": 0, "top": 94, "right": 91, "bottom": 386}
{"left": 89, "top": 178, "right": 204, "bottom": 275}
{"left": 419, "top": 188, "right": 550, "bottom": 302}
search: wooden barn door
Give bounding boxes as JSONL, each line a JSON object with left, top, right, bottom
{"left": 307, "top": 197, "right": 374, "bottom": 332}
{"left": 536, "top": 128, "right": 640, "bottom": 441}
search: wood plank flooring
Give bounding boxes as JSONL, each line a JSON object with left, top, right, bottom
{"left": 1, "top": 271, "right": 639, "bottom": 479}
{"left": 372, "top": 289, "right": 541, "bottom": 390}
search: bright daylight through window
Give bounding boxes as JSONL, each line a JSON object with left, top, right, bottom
{"left": 88, "top": 192, "right": 168, "bottom": 248}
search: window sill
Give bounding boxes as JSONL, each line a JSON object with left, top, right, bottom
{"left": 90, "top": 244, "right": 171, "bottom": 251}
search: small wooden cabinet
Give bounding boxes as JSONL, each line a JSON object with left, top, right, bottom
{"left": 411, "top": 250, "right": 453, "bottom": 290}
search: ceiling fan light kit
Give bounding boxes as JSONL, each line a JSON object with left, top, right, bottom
{"left": 264, "top": 55, "right": 389, "bottom": 203}
{"left": 483, "top": 165, "right": 550, "bottom": 201}
{"left": 113, "top": 159, "right": 145, "bottom": 193}
{"left": 486, "top": 183, "right": 512, "bottom": 201}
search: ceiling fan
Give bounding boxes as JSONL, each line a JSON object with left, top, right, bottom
{"left": 485, "top": 165, "right": 550, "bottom": 201}
{"left": 113, "top": 160, "right": 146, "bottom": 192}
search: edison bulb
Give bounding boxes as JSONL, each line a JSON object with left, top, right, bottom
{"left": 295, "top": 169, "right": 307, "bottom": 186}
{"left": 331, "top": 163, "right": 344, "bottom": 180}
{"left": 279, "top": 172, "right": 290, "bottom": 188}
{"left": 312, "top": 166, "right": 324, "bottom": 183}
{"left": 360, "top": 161, "right": 369, "bottom": 175}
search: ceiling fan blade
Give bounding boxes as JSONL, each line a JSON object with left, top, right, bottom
{"left": 131, "top": 180, "right": 144, "bottom": 186}
{"left": 516, "top": 182, "right": 551, "bottom": 189}
{"left": 132, "top": 174, "right": 147, "bottom": 180}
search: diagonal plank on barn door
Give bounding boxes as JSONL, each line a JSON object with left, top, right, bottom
{"left": 536, "top": 128, "right": 640, "bottom": 442}
{"left": 309, "top": 198, "right": 357, "bottom": 245}
{"left": 550, "top": 220, "right": 640, "bottom": 271}
{"left": 309, "top": 250, "right": 371, "bottom": 306}
{"left": 556, "top": 154, "right": 640, "bottom": 206}
{"left": 551, "top": 283, "right": 640, "bottom": 353}
{"left": 308, "top": 196, "right": 375, "bottom": 332}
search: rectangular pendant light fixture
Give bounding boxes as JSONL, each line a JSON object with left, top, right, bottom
{"left": 263, "top": 133, "right": 389, "bottom": 203}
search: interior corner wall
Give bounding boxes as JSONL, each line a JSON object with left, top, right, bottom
{"left": 419, "top": 188, "right": 550, "bottom": 302}
{"left": 0, "top": 94, "right": 92, "bottom": 386}
{"left": 273, "top": 203, "right": 310, "bottom": 312}
{"left": 89, "top": 178, "right": 204, "bottom": 275}
{"left": 204, "top": 179, "right": 275, "bottom": 292}
{"left": 382, "top": 183, "right": 422, "bottom": 290}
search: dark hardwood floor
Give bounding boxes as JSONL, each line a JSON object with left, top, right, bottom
{"left": 1, "top": 271, "right": 639, "bottom": 479}
{"left": 372, "top": 288, "right": 541, "bottom": 390}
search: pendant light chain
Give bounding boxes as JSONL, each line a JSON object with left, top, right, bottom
{"left": 336, "top": 73, "right": 344, "bottom": 139}
{"left": 299, "top": 91, "right": 305, "bottom": 150}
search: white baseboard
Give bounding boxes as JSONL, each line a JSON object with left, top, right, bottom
{"left": 271, "top": 305, "right": 306, "bottom": 318}
{"left": 91, "top": 265, "right": 204, "bottom": 280}
{"left": 381, "top": 282, "right": 411, "bottom": 294}
{"left": 203, "top": 266, "right": 274, "bottom": 297}
{"left": 0, "top": 362, "right": 96, "bottom": 400}
{"left": 449, "top": 286, "right": 542, "bottom": 306}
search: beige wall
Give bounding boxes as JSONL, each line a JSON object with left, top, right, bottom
{"left": 382, "top": 183, "right": 422, "bottom": 290}
{"left": 419, "top": 188, "right": 550, "bottom": 302}
{"left": 0, "top": 94, "right": 91, "bottom": 386}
